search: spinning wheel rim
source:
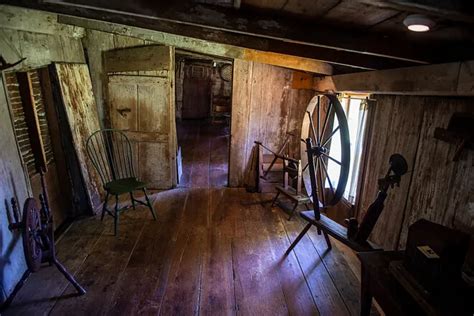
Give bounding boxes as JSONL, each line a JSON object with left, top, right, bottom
{"left": 301, "top": 94, "right": 351, "bottom": 208}
{"left": 22, "top": 198, "right": 43, "bottom": 272}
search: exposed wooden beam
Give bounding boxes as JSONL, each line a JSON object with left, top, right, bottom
{"left": 313, "top": 60, "right": 474, "bottom": 96}
{"left": 58, "top": 15, "right": 333, "bottom": 74}
{"left": 4, "top": 1, "right": 432, "bottom": 71}
{"left": 44, "top": 1, "right": 474, "bottom": 64}
{"left": 0, "top": 5, "right": 84, "bottom": 37}
{"left": 50, "top": 1, "right": 430, "bottom": 62}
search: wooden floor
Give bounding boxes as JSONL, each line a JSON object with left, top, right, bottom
{"left": 5, "top": 120, "right": 375, "bottom": 316}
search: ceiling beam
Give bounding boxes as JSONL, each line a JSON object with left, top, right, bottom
{"left": 42, "top": 0, "right": 474, "bottom": 64}
{"left": 313, "top": 60, "right": 474, "bottom": 96}
{"left": 4, "top": 0, "right": 439, "bottom": 71}
{"left": 58, "top": 14, "right": 334, "bottom": 74}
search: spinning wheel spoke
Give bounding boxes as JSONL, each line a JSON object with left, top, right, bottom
{"left": 322, "top": 125, "right": 340, "bottom": 147}
{"left": 315, "top": 158, "right": 326, "bottom": 207}
{"left": 307, "top": 111, "right": 318, "bottom": 146}
{"left": 316, "top": 96, "right": 321, "bottom": 145}
{"left": 302, "top": 162, "right": 309, "bottom": 172}
{"left": 319, "top": 157, "right": 335, "bottom": 196}
{"left": 320, "top": 100, "right": 333, "bottom": 141}
{"left": 322, "top": 152, "right": 342, "bottom": 165}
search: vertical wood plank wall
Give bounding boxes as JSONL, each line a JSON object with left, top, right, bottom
{"left": 229, "top": 60, "right": 316, "bottom": 187}
{"left": 81, "top": 29, "right": 156, "bottom": 123}
{"left": 0, "top": 5, "right": 86, "bottom": 303}
{"left": 359, "top": 95, "right": 474, "bottom": 251}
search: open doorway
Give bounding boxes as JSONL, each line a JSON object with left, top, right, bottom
{"left": 175, "top": 51, "right": 232, "bottom": 188}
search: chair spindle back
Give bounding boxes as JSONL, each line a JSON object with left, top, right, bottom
{"left": 86, "top": 129, "right": 136, "bottom": 185}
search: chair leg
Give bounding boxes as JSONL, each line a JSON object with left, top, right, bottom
{"left": 143, "top": 188, "right": 157, "bottom": 221}
{"left": 130, "top": 192, "right": 136, "bottom": 210}
{"left": 285, "top": 223, "right": 312, "bottom": 255}
{"left": 288, "top": 202, "right": 299, "bottom": 221}
{"left": 114, "top": 195, "right": 119, "bottom": 236}
{"left": 101, "top": 191, "right": 110, "bottom": 221}
{"left": 271, "top": 191, "right": 281, "bottom": 207}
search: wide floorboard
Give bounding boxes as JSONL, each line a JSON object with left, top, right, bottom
{"left": 5, "top": 121, "right": 377, "bottom": 316}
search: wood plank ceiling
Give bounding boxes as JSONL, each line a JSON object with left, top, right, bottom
{"left": 8, "top": 0, "right": 474, "bottom": 73}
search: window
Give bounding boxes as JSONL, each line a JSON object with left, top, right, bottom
{"left": 325, "top": 94, "right": 369, "bottom": 204}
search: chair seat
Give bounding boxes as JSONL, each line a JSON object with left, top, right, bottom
{"left": 104, "top": 177, "right": 146, "bottom": 195}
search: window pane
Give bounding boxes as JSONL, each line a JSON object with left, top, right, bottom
{"left": 325, "top": 96, "right": 368, "bottom": 204}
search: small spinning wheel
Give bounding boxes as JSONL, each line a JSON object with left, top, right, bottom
{"left": 301, "top": 94, "right": 351, "bottom": 210}
{"left": 9, "top": 172, "right": 86, "bottom": 295}
{"left": 22, "top": 198, "right": 44, "bottom": 272}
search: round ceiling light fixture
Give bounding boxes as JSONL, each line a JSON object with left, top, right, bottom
{"left": 403, "top": 14, "right": 435, "bottom": 32}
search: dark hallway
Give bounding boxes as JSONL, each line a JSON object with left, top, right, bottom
{"left": 177, "top": 120, "right": 230, "bottom": 188}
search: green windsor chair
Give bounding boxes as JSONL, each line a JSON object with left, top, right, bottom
{"left": 86, "top": 129, "right": 157, "bottom": 235}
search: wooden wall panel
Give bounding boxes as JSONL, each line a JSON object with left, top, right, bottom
{"left": 398, "top": 97, "right": 473, "bottom": 247}
{"left": 357, "top": 95, "right": 425, "bottom": 250}
{"left": 81, "top": 29, "right": 148, "bottom": 124}
{"left": 229, "top": 59, "right": 253, "bottom": 187}
{"left": 359, "top": 95, "right": 474, "bottom": 251}
{"left": 0, "top": 6, "right": 86, "bottom": 303}
{"left": 229, "top": 60, "right": 315, "bottom": 187}
{"left": 0, "top": 76, "right": 30, "bottom": 304}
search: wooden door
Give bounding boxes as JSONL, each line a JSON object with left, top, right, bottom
{"left": 105, "top": 45, "right": 176, "bottom": 189}
{"left": 50, "top": 63, "right": 103, "bottom": 214}
{"left": 182, "top": 64, "right": 212, "bottom": 119}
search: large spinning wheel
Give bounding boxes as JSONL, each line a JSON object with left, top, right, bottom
{"left": 301, "top": 94, "right": 351, "bottom": 212}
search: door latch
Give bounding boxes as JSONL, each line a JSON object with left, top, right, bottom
{"left": 117, "top": 108, "right": 131, "bottom": 117}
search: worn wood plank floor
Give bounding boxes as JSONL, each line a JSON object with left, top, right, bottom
{"left": 5, "top": 121, "right": 375, "bottom": 316}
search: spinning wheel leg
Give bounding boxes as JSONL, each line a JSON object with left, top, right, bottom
{"left": 52, "top": 259, "right": 86, "bottom": 295}
{"left": 288, "top": 202, "right": 299, "bottom": 221}
{"left": 285, "top": 223, "right": 312, "bottom": 255}
{"left": 271, "top": 191, "right": 281, "bottom": 207}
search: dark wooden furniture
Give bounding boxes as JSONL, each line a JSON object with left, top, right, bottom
{"left": 286, "top": 151, "right": 407, "bottom": 252}
{"left": 286, "top": 211, "right": 376, "bottom": 254}
{"left": 358, "top": 251, "right": 474, "bottom": 316}
{"left": 86, "top": 129, "right": 157, "bottom": 235}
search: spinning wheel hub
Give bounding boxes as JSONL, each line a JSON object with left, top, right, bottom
{"left": 311, "top": 146, "right": 328, "bottom": 156}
